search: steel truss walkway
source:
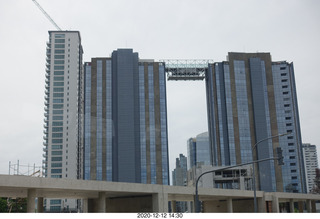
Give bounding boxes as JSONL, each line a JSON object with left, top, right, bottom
{"left": 160, "top": 60, "right": 214, "bottom": 81}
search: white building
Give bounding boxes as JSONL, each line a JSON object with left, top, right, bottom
{"left": 43, "top": 31, "right": 83, "bottom": 211}
{"left": 302, "top": 143, "right": 319, "bottom": 193}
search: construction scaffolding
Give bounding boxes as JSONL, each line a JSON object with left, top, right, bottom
{"left": 8, "top": 160, "right": 42, "bottom": 177}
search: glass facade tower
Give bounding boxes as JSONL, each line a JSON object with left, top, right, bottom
{"left": 205, "top": 52, "right": 306, "bottom": 193}
{"left": 83, "top": 49, "right": 169, "bottom": 185}
{"left": 187, "top": 132, "right": 211, "bottom": 170}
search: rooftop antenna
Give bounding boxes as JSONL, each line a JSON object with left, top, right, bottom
{"left": 32, "top": 0, "right": 62, "bottom": 30}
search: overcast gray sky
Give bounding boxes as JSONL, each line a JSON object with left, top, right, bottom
{"left": 0, "top": 0, "right": 319, "bottom": 179}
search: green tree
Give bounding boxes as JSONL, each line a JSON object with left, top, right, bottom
{"left": 0, "top": 198, "right": 8, "bottom": 212}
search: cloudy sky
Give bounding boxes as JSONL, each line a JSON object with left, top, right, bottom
{"left": 0, "top": 0, "right": 319, "bottom": 178}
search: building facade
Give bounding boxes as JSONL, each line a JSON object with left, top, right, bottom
{"left": 83, "top": 49, "right": 169, "bottom": 185}
{"left": 43, "top": 31, "right": 84, "bottom": 211}
{"left": 172, "top": 154, "right": 188, "bottom": 186}
{"left": 187, "top": 132, "right": 211, "bottom": 170}
{"left": 205, "top": 52, "right": 306, "bottom": 193}
{"left": 302, "top": 143, "right": 319, "bottom": 193}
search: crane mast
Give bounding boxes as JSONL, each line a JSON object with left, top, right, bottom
{"left": 32, "top": 0, "right": 62, "bottom": 31}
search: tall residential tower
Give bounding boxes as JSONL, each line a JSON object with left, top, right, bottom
{"left": 43, "top": 31, "right": 83, "bottom": 211}
{"left": 206, "top": 52, "right": 306, "bottom": 193}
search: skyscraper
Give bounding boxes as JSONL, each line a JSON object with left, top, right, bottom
{"left": 302, "top": 143, "right": 319, "bottom": 192}
{"left": 187, "top": 132, "right": 211, "bottom": 170}
{"left": 83, "top": 49, "right": 169, "bottom": 185}
{"left": 172, "top": 154, "right": 188, "bottom": 186}
{"left": 206, "top": 52, "right": 306, "bottom": 193}
{"left": 43, "top": 31, "right": 84, "bottom": 211}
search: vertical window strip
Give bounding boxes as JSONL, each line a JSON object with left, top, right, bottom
{"left": 139, "top": 65, "right": 147, "bottom": 183}
{"left": 159, "top": 65, "right": 168, "bottom": 185}
{"left": 215, "top": 66, "right": 225, "bottom": 165}
{"left": 106, "top": 60, "right": 113, "bottom": 181}
{"left": 224, "top": 64, "right": 236, "bottom": 165}
{"left": 234, "top": 60, "right": 252, "bottom": 163}
{"left": 261, "top": 61, "right": 276, "bottom": 191}
{"left": 148, "top": 65, "right": 156, "bottom": 184}
{"left": 84, "top": 65, "right": 91, "bottom": 180}
{"left": 96, "top": 60, "right": 103, "bottom": 180}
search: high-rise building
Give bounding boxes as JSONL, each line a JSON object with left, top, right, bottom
{"left": 171, "top": 154, "right": 188, "bottom": 212}
{"left": 172, "top": 154, "right": 188, "bottom": 186}
{"left": 43, "top": 31, "right": 84, "bottom": 211}
{"left": 83, "top": 49, "right": 169, "bottom": 185}
{"left": 187, "top": 132, "right": 211, "bottom": 170}
{"left": 205, "top": 52, "right": 306, "bottom": 193}
{"left": 302, "top": 143, "right": 319, "bottom": 193}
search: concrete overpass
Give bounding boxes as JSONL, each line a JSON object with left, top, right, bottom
{"left": 0, "top": 174, "right": 319, "bottom": 213}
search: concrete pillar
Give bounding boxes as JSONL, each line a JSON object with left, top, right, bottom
{"left": 272, "top": 195, "right": 279, "bottom": 213}
{"left": 298, "top": 201, "right": 303, "bottom": 212}
{"left": 289, "top": 199, "right": 295, "bottom": 213}
{"left": 97, "top": 192, "right": 106, "bottom": 212}
{"left": 311, "top": 200, "right": 316, "bottom": 213}
{"left": 306, "top": 200, "right": 312, "bottom": 213}
{"left": 152, "top": 192, "right": 168, "bottom": 212}
{"left": 171, "top": 201, "right": 176, "bottom": 212}
{"left": 226, "top": 198, "right": 233, "bottom": 213}
{"left": 258, "top": 197, "right": 266, "bottom": 213}
{"left": 82, "top": 198, "right": 88, "bottom": 213}
{"left": 37, "top": 197, "right": 44, "bottom": 213}
{"left": 27, "top": 189, "right": 36, "bottom": 213}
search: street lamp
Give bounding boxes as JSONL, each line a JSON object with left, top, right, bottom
{"left": 251, "top": 132, "right": 290, "bottom": 212}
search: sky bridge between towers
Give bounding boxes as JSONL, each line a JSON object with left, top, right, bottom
{"left": 160, "top": 59, "right": 214, "bottom": 81}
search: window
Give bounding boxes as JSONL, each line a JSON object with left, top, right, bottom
{"left": 289, "top": 156, "right": 296, "bottom": 159}
{"left": 53, "top": 110, "right": 63, "bottom": 114}
{"left": 291, "top": 169, "right": 297, "bottom": 173}
{"left": 50, "top": 199, "right": 61, "bottom": 205}
{"left": 55, "top": 39, "right": 65, "bottom": 44}
{"left": 54, "top": 66, "right": 64, "bottom": 70}
{"left": 286, "top": 123, "right": 292, "bottom": 127}
{"left": 282, "top": 85, "right": 288, "bottom": 89}
{"left": 55, "top": 34, "right": 65, "bottom": 38}
{"left": 290, "top": 163, "right": 296, "bottom": 166}
{"left": 53, "top": 93, "right": 64, "bottom": 98}
{"left": 280, "top": 67, "right": 286, "bottom": 70}
{"left": 281, "top": 79, "right": 288, "bottom": 82}
{"left": 52, "top": 151, "right": 62, "bottom": 156}
{"left": 53, "top": 82, "right": 64, "bottom": 86}
{"left": 53, "top": 99, "right": 64, "bottom": 103}
{"left": 54, "top": 49, "right": 65, "bottom": 54}
{"left": 283, "top": 91, "right": 289, "bottom": 95}
{"left": 51, "top": 157, "right": 62, "bottom": 161}
{"left": 54, "top": 55, "right": 65, "bottom": 59}
{"left": 53, "top": 88, "right": 64, "bottom": 92}
{"left": 285, "top": 117, "right": 292, "bottom": 120}
{"left": 52, "top": 139, "right": 62, "bottom": 143}
{"left": 52, "top": 145, "right": 62, "bottom": 150}
{"left": 52, "top": 121, "right": 63, "bottom": 126}
{"left": 284, "top": 104, "right": 290, "bottom": 107}
{"left": 54, "top": 71, "right": 64, "bottom": 75}
{"left": 52, "top": 133, "right": 63, "bottom": 138}
{"left": 289, "top": 149, "right": 295, "bottom": 153}
{"left": 288, "top": 143, "right": 294, "bottom": 146}
{"left": 52, "top": 104, "right": 63, "bottom": 109}
{"left": 54, "top": 76, "right": 64, "bottom": 81}
{"left": 51, "top": 175, "right": 62, "bottom": 179}
{"left": 54, "top": 60, "right": 65, "bottom": 64}
{"left": 291, "top": 176, "right": 297, "bottom": 180}
{"left": 55, "top": 44, "right": 65, "bottom": 49}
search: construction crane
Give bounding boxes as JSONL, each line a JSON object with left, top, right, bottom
{"left": 32, "top": 0, "right": 62, "bottom": 30}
